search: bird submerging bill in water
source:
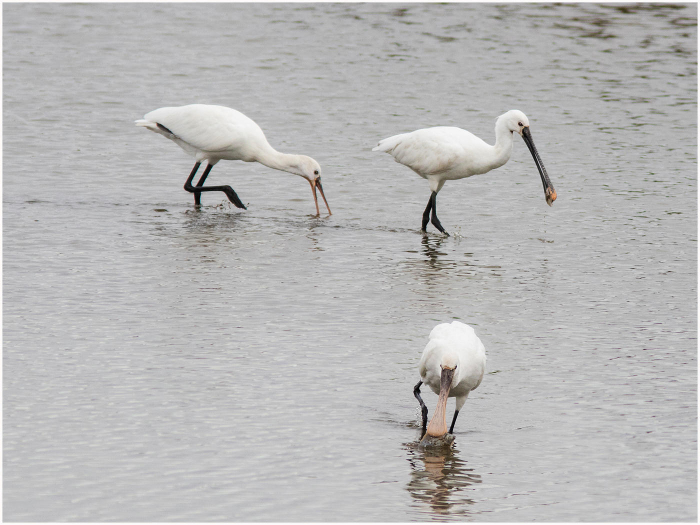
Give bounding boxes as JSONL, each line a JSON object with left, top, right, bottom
{"left": 373, "top": 110, "right": 556, "bottom": 235}
{"left": 414, "top": 321, "right": 486, "bottom": 441}
{"left": 136, "top": 104, "right": 331, "bottom": 215}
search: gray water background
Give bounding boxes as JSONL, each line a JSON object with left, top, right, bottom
{"left": 3, "top": 2, "right": 697, "bottom": 522}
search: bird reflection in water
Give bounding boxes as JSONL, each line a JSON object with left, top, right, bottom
{"left": 405, "top": 443, "right": 482, "bottom": 518}
{"left": 415, "top": 234, "right": 504, "bottom": 281}
{"left": 414, "top": 234, "right": 461, "bottom": 285}
{"left": 421, "top": 234, "right": 449, "bottom": 266}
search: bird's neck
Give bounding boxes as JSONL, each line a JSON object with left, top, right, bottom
{"left": 255, "top": 147, "right": 303, "bottom": 177}
{"left": 491, "top": 118, "right": 515, "bottom": 168}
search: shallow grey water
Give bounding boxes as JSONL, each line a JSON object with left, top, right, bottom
{"left": 3, "top": 3, "right": 697, "bottom": 522}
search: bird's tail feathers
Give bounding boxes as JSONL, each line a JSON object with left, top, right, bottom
{"left": 372, "top": 133, "right": 406, "bottom": 153}
{"left": 135, "top": 119, "right": 176, "bottom": 138}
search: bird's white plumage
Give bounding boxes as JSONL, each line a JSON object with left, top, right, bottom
{"left": 374, "top": 126, "right": 501, "bottom": 182}
{"left": 418, "top": 321, "right": 486, "bottom": 411}
{"left": 373, "top": 110, "right": 556, "bottom": 232}
{"left": 136, "top": 104, "right": 272, "bottom": 163}
{"left": 373, "top": 111, "right": 532, "bottom": 193}
{"left": 135, "top": 104, "right": 331, "bottom": 214}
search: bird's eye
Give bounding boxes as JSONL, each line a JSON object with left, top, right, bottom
{"left": 518, "top": 121, "right": 524, "bottom": 127}
{"left": 314, "top": 170, "right": 319, "bottom": 175}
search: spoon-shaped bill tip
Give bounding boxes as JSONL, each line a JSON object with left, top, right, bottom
{"left": 546, "top": 187, "right": 557, "bottom": 206}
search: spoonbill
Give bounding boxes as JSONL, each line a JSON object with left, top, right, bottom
{"left": 414, "top": 321, "right": 486, "bottom": 438}
{"left": 373, "top": 110, "right": 556, "bottom": 235}
{"left": 135, "top": 104, "right": 331, "bottom": 215}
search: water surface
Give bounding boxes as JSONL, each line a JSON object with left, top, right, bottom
{"left": 3, "top": 3, "right": 697, "bottom": 521}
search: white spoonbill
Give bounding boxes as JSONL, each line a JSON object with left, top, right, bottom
{"left": 414, "top": 321, "right": 486, "bottom": 438}
{"left": 373, "top": 110, "right": 556, "bottom": 235}
{"left": 135, "top": 104, "right": 331, "bottom": 215}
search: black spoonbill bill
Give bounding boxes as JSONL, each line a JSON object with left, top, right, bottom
{"left": 136, "top": 104, "right": 331, "bottom": 215}
{"left": 414, "top": 321, "right": 486, "bottom": 438}
{"left": 373, "top": 110, "right": 556, "bottom": 235}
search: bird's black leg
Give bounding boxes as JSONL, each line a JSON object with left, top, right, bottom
{"left": 430, "top": 191, "right": 449, "bottom": 236}
{"left": 448, "top": 409, "right": 460, "bottom": 434}
{"left": 421, "top": 195, "right": 433, "bottom": 232}
{"left": 193, "top": 163, "right": 213, "bottom": 206}
{"left": 184, "top": 161, "right": 202, "bottom": 194}
{"left": 183, "top": 163, "right": 247, "bottom": 210}
{"left": 413, "top": 380, "right": 429, "bottom": 434}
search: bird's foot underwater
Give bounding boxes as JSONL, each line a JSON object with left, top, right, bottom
{"left": 420, "top": 228, "right": 450, "bottom": 238}
{"left": 308, "top": 211, "right": 331, "bottom": 220}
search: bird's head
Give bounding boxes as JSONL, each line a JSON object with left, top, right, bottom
{"left": 440, "top": 353, "right": 459, "bottom": 387}
{"left": 500, "top": 109, "right": 530, "bottom": 136}
{"left": 295, "top": 155, "right": 331, "bottom": 216}
{"left": 295, "top": 155, "right": 322, "bottom": 182}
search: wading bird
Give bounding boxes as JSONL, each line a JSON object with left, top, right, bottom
{"left": 136, "top": 104, "right": 331, "bottom": 215}
{"left": 373, "top": 110, "right": 556, "bottom": 235}
{"left": 414, "top": 321, "right": 486, "bottom": 438}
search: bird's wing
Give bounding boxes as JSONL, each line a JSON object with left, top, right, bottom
{"left": 446, "top": 321, "right": 484, "bottom": 350}
{"left": 379, "top": 127, "right": 472, "bottom": 176}
{"left": 143, "top": 105, "right": 263, "bottom": 154}
{"left": 430, "top": 321, "right": 486, "bottom": 361}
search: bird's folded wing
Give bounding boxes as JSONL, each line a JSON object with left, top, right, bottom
{"left": 144, "top": 106, "right": 256, "bottom": 154}
{"left": 391, "top": 128, "right": 465, "bottom": 176}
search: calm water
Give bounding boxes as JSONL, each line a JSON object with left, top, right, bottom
{"left": 3, "top": 3, "right": 697, "bottom": 522}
